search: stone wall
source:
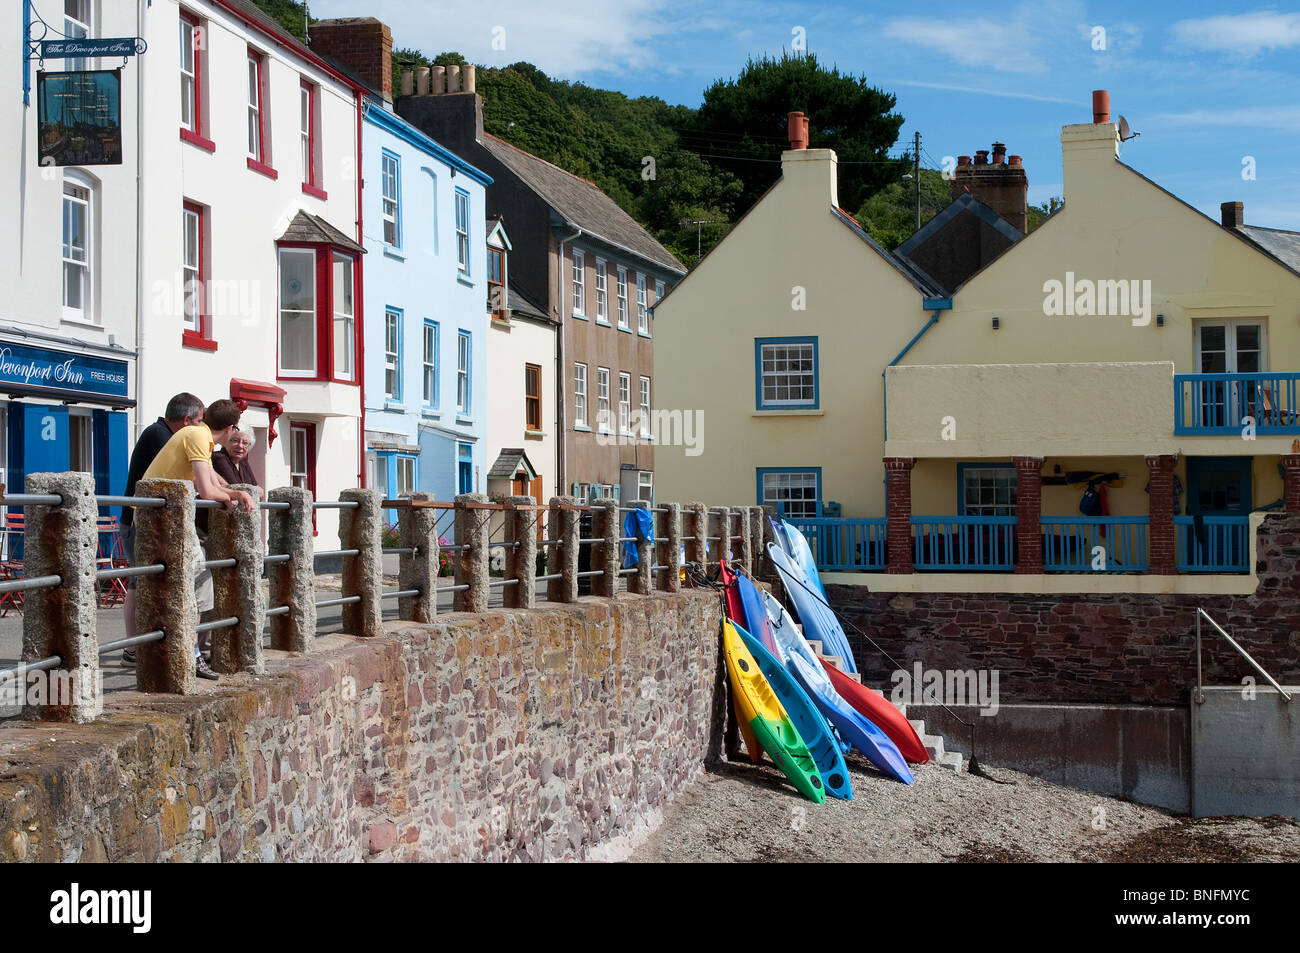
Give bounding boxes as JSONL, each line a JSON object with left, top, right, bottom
{"left": 0, "top": 591, "right": 725, "bottom": 862}
{"left": 829, "top": 514, "right": 1300, "bottom": 706}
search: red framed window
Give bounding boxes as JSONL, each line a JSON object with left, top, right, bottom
{"left": 300, "top": 79, "right": 327, "bottom": 199}
{"left": 178, "top": 10, "right": 214, "bottom": 152}
{"left": 246, "top": 49, "right": 276, "bottom": 178}
{"left": 277, "top": 243, "right": 359, "bottom": 384}
{"left": 181, "top": 200, "right": 216, "bottom": 350}
{"left": 289, "top": 421, "right": 318, "bottom": 532}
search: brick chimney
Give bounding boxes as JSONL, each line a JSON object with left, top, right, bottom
{"left": 1220, "top": 201, "right": 1244, "bottom": 228}
{"left": 950, "top": 140, "right": 1029, "bottom": 234}
{"left": 310, "top": 17, "right": 392, "bottom": 103}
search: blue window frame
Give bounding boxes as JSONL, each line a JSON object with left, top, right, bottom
{"left": 380, "top": 150, "right": 401, "bottom": 248}
{"left": 756, "top": 467, "right": 822, "bottom": 518}
{"left": 957, "top": 463, "right": 1016, "bottom": 516}
{"left": 422, "top": 319, "right": 439, "bottom": 409}
{"left": 457, "top": 441, "right": 473, "bottom": 494}
{"left": 455, "top": 188, "right": 470, "bottom": 275}
{"left": 755, "top": 336, "right": 819, "bottom": 410}
{"left": 456, "top": 330, "right": 471, "bottom": 416}
{"left": 383, "top": 307, "right": 402, "bottom": 401}
{"left": 376, "top": 450, "right": 418, "bottom": 521}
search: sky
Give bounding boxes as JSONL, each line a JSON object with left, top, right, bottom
{"left": 310, "top": 0, "right": 1300, "bottom": 228}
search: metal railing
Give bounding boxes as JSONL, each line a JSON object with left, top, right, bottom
{"left": 1041, "top": 516, "right": 1149, "bottom": 573}
{"left": 1174, "top": 372, "right": 1300, "bottom": 435}
{"left": 911, "top": 515, "right": 1017, "bottom": 571}
{"left": 1175, "top": 515, "right": 1250, "bottom": 573}
{"left": 786, "top": 517, "right": 887, "bottom": 571}
{"left": 1195, "top": 607, "right": 1291, "bottom": 703}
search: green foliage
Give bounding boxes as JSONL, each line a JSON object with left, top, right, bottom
{"left": 855, "top": 167, "right": 952, "bottom": 250}
{"left": 1027, "top": 197, "right": 1064, "bottom": 233}
{"left": 684, "top": 52, "right": 908, "bottom": 216}
{"left": 248, "top": 0, "right": 308, "bottom": 40}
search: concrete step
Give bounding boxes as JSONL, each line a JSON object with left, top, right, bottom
{"left": 936, "top": 750, "right": 965, "bottom": 773}
{"left": 922, "top": 734, "right": 946, "bottom": 760}
{"left": 807, "top": 640, "right": 823, "bottom": 655}
{"left": 908, "top": 718, "right": 925, "bottom": 737}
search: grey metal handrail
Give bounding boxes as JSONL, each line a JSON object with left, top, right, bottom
{"left": 1196, "top": 607, "right": 1292, "bottom": 703}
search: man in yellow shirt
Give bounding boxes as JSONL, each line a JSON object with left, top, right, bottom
{"left": 143, "top": 398, "right": 256, "bottom": 680}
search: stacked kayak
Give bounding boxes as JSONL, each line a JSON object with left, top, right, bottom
{"left": 766, "top": 543, "right": 857, "bottom": 674}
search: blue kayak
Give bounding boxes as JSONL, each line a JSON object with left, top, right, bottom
{"left": 734, "top": 570, "right": 778, "bottom": 656}
{"left": 767, "top": 542, "right": 858, "bottom": 674}
{"left": 781, "top": 520, "right": 828, "bottom": 600}
{"left": 733, "top": 622, "right": 853, "bottom": 801}
{"left": 762, "top": 590, "right": 913, "bottom": 784}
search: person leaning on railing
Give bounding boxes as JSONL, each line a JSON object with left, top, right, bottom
{"left": 120, "top": 393, "right": 204, "bottom": 668}
{"left": 140, "top": 398, "right": 256, "bottom": 681}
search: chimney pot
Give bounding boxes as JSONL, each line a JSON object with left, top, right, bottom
{"left": 975, "top": 150, "right": 990, "bottom": 165}
{"left": 1008, "top": 155, "right": 1023, "bottom": 167}
{"left": 447, "top": 64, "right": 462, "bottom": 93}
{"left": 1220, "top": 201, "right": 1244, "bottom": 228}
{"left": 464, "top": 64, "right": 476, "bottom": 93}
{"left": 400, "top": 67, "right": 413, "bottom": 97}
{"left": 431, "top": 65, "right": 445, "bottom": 94}
{"left": 957, "top": 155, "right": 971, "bottom": 167}
{"left": 786, "top": 110, "right": 808, "bottom": 150}
{"left": 416, "top": 66, "right": 430, "bottom": 96}
{"left": 1092, "top": 89, "right": 1110, "bottom": 124}
{"left": 991, "top": 142, "right": 1007, "bottom": 163}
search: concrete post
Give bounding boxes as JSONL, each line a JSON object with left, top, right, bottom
{"left": 591, "top": 498, "right": 620, "bottom": 597}
{"left": 685, "top": 502, "right": 707, "bottom": 567}
{"left": 628, "top": 501, "right": 653, "bottom": 594}
{"left": 398, "top": 492, "right": 438, "bottom": 622}
{"left": 732, "top": 506, "right": 753, "bottom": 572}
{"left": 1013, "top": 457, "right": 1044, "bottom": 574}
{"left": 659, "top": 502, "right": 682, "bottom": 592}
{"left": 133, "top": 478, "right": 198, "bottom": 694}
{"left": 454, "top": 493, "right": 491, "bottom": 612}
{"left": 339, "top": 488, "right": 383, "bottom": 638}
{"left": 504, "top": 496, "right": 538, "bottom": 609}
{"left": 547, "top": 497, "right": 580, "bottom": 603}
{"left": 20, "top": 472, "right": 100, "bottom": 721}
{"left": 267, "top": 486, "right": 315, "bottom": 653}
{"left": 207, "top": 484, "right": 265, "bottom": 674}
{"left": 884, "top": 457, "right": 916, "bottom": 574}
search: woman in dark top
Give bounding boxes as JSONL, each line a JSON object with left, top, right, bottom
{"left": 212, "top": 426, "right": 261, "bottom": 495}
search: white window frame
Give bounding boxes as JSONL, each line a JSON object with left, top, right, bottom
{"left": 962, "top": 466, "right": 1017, "bottom": 518}
{"left": 290, "top": 424, "right": 310, "bottom": 489}
{"left": 384, "top": 309, "right": 401, "bottom": 400}
{"left": 761, "top": 470, "right": 820, "bottom": 519}
{"left": 300, "top": 83, "right": 312, "bottom": 185}
{"left": 597, "top": 366, "right": 611, "bottom": 432}
{"left": 397, "top": 455, "right": 416, "bottom": 497}
{"left": 64, "top": 0, "right": 92, "bottom": 72}
{"left": 179, "top": 16, "right": 198, "bottom": 132}
{"left": 457, "top": 331, "right": 471, "bottom": 415}
{"left": 571, "top": 249, "right": 585, "bottom": 316}
{"left": 182, "top": 204, "right": 201, "bottom": 333}
{"left": 639, "top": 376, "right": 651, "bottom": 437}
{"left": 595, "top": 257, "right": 608, "bottom": 322}
{"left": 332, "top": 252, "right": 354, "bottom": 381}
{"left": 247, "top": 52, "right": 262, "bottom": 160}
{"left": 381, "top": 152, "right": 400, "bottom": 247}
{"left": 574, "top": 363, "right": 588, "bottom": 428}
{"left": 277, "top": 247, "right": 316, "bottom": 377}
{"left": 62, "top": 174, "right": 93, "bottom": 324}
{"left": 636, "top": 274, "right": 648, "bottom": 334}
{"left": 759, "top": 340, "right": 817, "bottom": 408}
{"left": 638, "top": 470, "right": 653, "bottom": 503}
{"left": 1194, "top": 320, "right": 1267, "bottom": 374}
{"left": 455, "top": 190, "right": 470, "bottom": 274}
{"left": 423, "top": 321, "right": 438, "bottom": 407}
{"left": 616, "top": 266, "right": 629, "bottom": 328}
{"left": 619, "top": 372, "right": 631, "bottom": 433}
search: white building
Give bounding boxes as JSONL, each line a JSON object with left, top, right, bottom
{"left": 137, "top": 0, "right": 367, "bottom": 542}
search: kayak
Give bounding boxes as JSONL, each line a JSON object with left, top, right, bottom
{"left": 721, "top": 619, "right": 826, "bottom": 803}
{"left": 821, "top": 657, "right": 930, "bottom": 765}
{"left": 766, "top": 542, "right": 858, "bottom": 674}
{"left": 733, "top": 623, "right": 853, "bottom": 800}
{"left": 781, "top": 520, "right": 827, "bottom": 600}
{"left": 734, "top": 569, "right": 778, "bottom": 656}
{"left": 762, "top": 590, "right": 914, "bottom": 783}
{"left": 718, "top": 561, "right": 762, "bottom": 762}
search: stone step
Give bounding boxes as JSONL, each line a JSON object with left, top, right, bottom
{"left": 936, "top": 750, "right": 965, "bottom": 773}
{"left": 908, "top": 718, "right": 925, "bottom": 737}
{"left": 807, "top": 640, "right": 823, "bottom": 655}
{"left": 922, "top": 734, "right": 945, "bottom": 760}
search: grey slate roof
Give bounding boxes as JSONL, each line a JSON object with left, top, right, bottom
{"left": 278, "top": 211, "right": 365, "bottom": 253}
{"left": 895, "top": 193, "right": 1023, "bottom": 258}
{"left": 508, "top": 281, "right": 550, "bottom": 322}
{"left": 488, "top": 448, "right": 535, "bottom": 479}
{"left": 1237, "top": 225, "right": 1300, "bottom": 273}
{"left": 482, "top": 134, "right": 685, "bottom": 276}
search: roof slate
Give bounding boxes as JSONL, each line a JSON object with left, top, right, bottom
{"left": 278, "top": 210, "right": 365, "bottom": 253}
{"left": 1237, "top": 225, "right": 1300, "bottom": 273}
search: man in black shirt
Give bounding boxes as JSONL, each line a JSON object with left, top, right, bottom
{"left": 120, "top": 393, "right": 204, "bottom": 665}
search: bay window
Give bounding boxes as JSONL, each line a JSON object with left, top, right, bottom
{"left": 277, "top": 244, "right": 359, "bottom": 382}
{"left": 332, "top": 253, "right": 354, "bottom": 380}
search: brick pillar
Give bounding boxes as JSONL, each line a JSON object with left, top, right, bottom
{"left": 884, "top": 457, "right": 915, "bottom": 574}
{"left": 1283, "top": 454, "right": 1300, "bottom": 514}
{"left": 1013, "top": 457, "right": 1044, "bottom": 574}
{"left": 1146, "top": 454, "right": 1177, "bottom": 574}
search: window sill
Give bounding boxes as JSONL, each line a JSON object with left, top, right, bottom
{"left": 524, "top": 430, "right": 545, "bottom": 440}
{"left": 383, "top": 400, "right": 403, "bottom": 411}
{"left": 573, "top": 425, "right": 592, "bottom": 433}
{"left": 301, "top": 182, "right": 328, "bottom": 200}
{"left": 752, "top": 408, "right": 823, "bottom": 416}
{"left": 571, "top": 312, "right": 589, "bottom": 321}
{"left": 247, "top": 157, "right": 279, "bottom": 180}
{"left": 182, "top": 330, "right": 218, "bottom": 352}
{"left": 457, "top": 274, "right": 474, "bottom": 287}
{"left": 180, "top": 128, "right": 216, "bottom": 153}
{"left": 617, "top": 325, "right": 633, "bottom": 334}
{"left": 382, "top": 246, "right": 406, "bottom": 262}
{"left": 637, "top": 331, "right": 652, "bottom": 339}
{"left": 456, "top": 415, "right": 474, "bottom": 427}
{"left": 490, "top": 316, "right": 512, "bottom": 328}
{"left": 60, "top": 316, "right": 103, "bottom": 330}
{"left": 595, "top": 319, "right": 612, "bottom": 327}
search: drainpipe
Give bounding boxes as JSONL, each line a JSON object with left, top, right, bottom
{"left": 883, "top": 297, "right": 951, "bottom": 443}
{"left": 554, "top": 223, "right": 582, "bottom": 493}
{"left": 355, "top": 88, "right": 366, "bottom": 487}
{"left": 134, "top": 0, "right": 147, "bottom": 438}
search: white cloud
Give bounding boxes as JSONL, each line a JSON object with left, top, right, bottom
{"left": 307, "top": 0, "right": 677, "bottom": 78}
{"left": 1170, "top": 11, "right": 1300, "bottom": 56}
{"left": 1151, "top": 105, "right": 1300, "bottom": 133}
{"left": 880, "top": 1, "right": 1090, "bottom": 74}
{"left": 887, "top": 79, "right": 1077, "bottom": 105}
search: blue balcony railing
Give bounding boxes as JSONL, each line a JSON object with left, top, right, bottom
{"left": 1175, "top": 515, "right": 1250, "bottom": 573}
{"left": 1041, "top": 516, "right": 1149, "bottom": 573}
{"left": 911, "top": 515, "right": 1016, "bottom": 571}
{"left": 786, "top": 517, "right": 887, "bottom": 571}
{"left": 1174, "top": 372, "right": 1300, "bottom": 435}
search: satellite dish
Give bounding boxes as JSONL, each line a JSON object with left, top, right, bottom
{"left": 1117, "top": 115, "right": 1140, "bottom": 142}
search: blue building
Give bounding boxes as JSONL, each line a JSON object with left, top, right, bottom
{"left": 360, "top": 102, "right": 491, "bottom": 520}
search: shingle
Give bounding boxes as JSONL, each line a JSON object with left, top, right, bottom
{"left": 1237, "top": 225, "right": 1300, "bottom": 274}
{"left": 277, "top": 210, "right": 365, "bottom": 253}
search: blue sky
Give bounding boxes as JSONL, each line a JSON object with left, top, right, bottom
{"left": 312, "top": 0, "right": 1300, "bottom": 227}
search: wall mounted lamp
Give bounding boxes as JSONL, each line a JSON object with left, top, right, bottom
{"left": 992, "top": 315, "right": 1000, "bottom": 330}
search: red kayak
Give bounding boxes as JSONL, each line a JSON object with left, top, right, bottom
{"left": 820, "top": 660, "right": 930, "bottom": 764}
{"left": 719, "top": 561, "right": 746, "bottom": 629}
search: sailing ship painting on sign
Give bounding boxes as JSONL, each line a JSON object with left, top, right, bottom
{"left": 37, "top": 70, "right": 122, "bottom": 166}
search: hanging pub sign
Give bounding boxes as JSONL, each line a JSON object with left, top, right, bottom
{"left": 39, "top": 37, "right": 140, "bottom": 59}
{"left": 37, "top": 69, "right": 122, "bottom": 166}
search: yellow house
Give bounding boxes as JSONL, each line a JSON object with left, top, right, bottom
{"left": 656, "top": 94, "right": 1300, "bottom": 584}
